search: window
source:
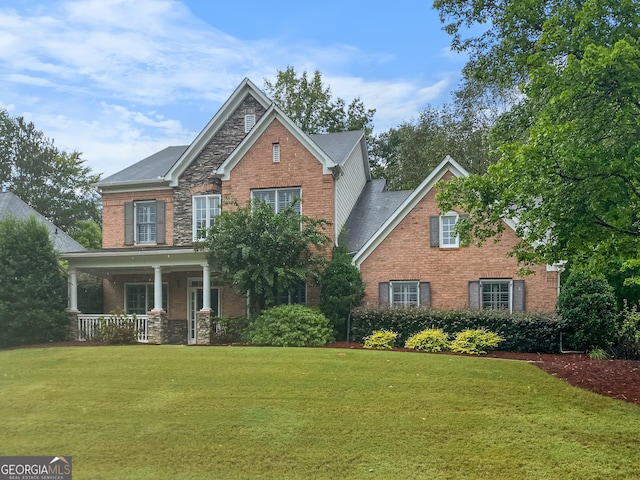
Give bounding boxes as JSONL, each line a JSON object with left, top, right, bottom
{"left": 440, "top": 212, "right": 459, "bottom": 248}
{"left": 136, "top": 201, "right": 157, "bottom": 244}
{"left": 193, "top": 194, "right": 221, "bottom": 240}
{"left": 244, "top": 114, "right": 256, "bottom": 133}
{"left": 252, "top": 187, "right": 301, "bottom": 214}
{"left": 125, "top": 283, "right": 168, "bottom": 314}
{"left": 272, "top": 143, "right": 280, "bottom": 163}
{"left": 276, "top": 281, "right": 307, "bottom": 305}
{"left": 481, "top": 280, "right": 511, "bottom": 310}
{"left": 391, "top": 281, "right": 419, "bottom": 307}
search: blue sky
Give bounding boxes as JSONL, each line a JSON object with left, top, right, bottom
{"left": 0, "top": 0, "right": 467, "bottom": 177}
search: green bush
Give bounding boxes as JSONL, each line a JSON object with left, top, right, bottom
{"left": 319, "top": 246, "right": 365, "bottom": 341}
{"left": 245, "top": 305, "right": 334, "bottom": 347}
{"left": 557, "top": 272, "right": 617, "bottom": 351}
{"left": 95, "top": 312, "right": 138, "bottom": 345}
{"left": 450, "top": 329, "right": 503, "bottom": 355}
{"left": 363, "top": 330, "right": 398, "bottom": 350}
{"left": 404, "top": 328, "right": 450, "bottom": 352}
{"left": 611, "top": 306, "right": 640, "bottom": 360}
{"left": 350, "top": 307, "right": 564, "bottom": 353}
{"left": 211, "top": 316, "right": 249, "bottom": 344}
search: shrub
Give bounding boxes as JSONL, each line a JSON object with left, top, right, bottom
{"left": 557, "top": 272, "right": 617, "bottom": 351}
{"left": 211, "top": 316, "right": 249, "bottom": 344}
{"left": 350, "top": 307, "right": 564, "bottom": 353}
{"left": 610, "top": 306, "right": 640, "bottom": 360}
{"left": 319, "top": 245, "right": 365, "bottom": 341}
{"left": 245, "top": 305, "right": 334, "bottom": 347}
{"left": 95, "top": 312, "right": 138, "bottom": 345}
{"left": 450, "top": 329, "right": 503, "bottom": 355}
{"left": 363, "top": 330, "right": 398, "bottom": 350}
{"left": 405, "top": 328, "right": 450, "bottom": 352}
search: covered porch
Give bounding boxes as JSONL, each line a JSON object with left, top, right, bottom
{"left": 62, "top": 247, "right": 244, "bottom": 344}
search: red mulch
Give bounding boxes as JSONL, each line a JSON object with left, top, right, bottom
{"left": 7, "top": 340, "right": 640, "bottom": 406}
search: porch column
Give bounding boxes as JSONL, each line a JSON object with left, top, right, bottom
{"left": 68, "top": 268, "right": 79, "bottom": 312}
{"left": 152, "top": 265, "right": 164, "bottom": 312}
{"left": 201, "top": 263, "right": 211, "bottom": 312}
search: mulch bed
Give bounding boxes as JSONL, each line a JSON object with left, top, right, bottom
{"left": 6, "top": 340, "right": 640, "bottom": 406}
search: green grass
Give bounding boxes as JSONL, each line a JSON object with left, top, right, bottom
{"left": 1, "top": 346, "right": 639, "bottom": 479}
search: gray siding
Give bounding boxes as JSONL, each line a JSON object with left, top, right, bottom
{"left": 335, "top": 142, "right": 367, "bottom": 241}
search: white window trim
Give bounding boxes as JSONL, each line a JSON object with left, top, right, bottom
{"left": 192, "top": 194, "right": 221, "bottom": 241}
{"left": 251, "top": 187, "right": 301, "bottom": 214}
{"left": 272, "top": 143, "right": 280, "bottom": 163}
{"left": 480, "top": 279, "right": 513, "bottom": 312}
{"left": 134, "top": 201, "right": 157, "bottom": 245}
{"left": 244, "top": 114, "right": 256, "bottom": 133}
{"left": 439, "top": 211, "right": 459, "bottom": 248}
{"left": 390, "top": 281, "right": 420, "bottom": 308}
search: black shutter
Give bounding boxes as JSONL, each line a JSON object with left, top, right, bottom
{"left": 429, "top": 216, "right": 439, "bottom": 247}
{"left": 468, "top": 281, "right": 481, "bottom": 309}
{"left": 512, "top": 280, "right": 525, "bottom": 312}
{"left": 156, "top": 200, "right": 165, "bottom": 244}
{"left": 419, "top": 282, "right": 431, "bottom": 307}
{"left": 379, "top": 282, "right": 390, "bottom": 306}
{"left": 124, "top": 202, "right": 134, "bottom": 245}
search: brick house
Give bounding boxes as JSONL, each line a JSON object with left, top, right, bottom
{"left": 62, "top": 78, "right": 559, "bottom": 344}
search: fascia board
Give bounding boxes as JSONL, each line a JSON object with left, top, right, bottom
{"left": 98, "top": 181, "right": 173, "bottom": 194}
{"left": 62, "top": 248, "right": 207, "bottom": 269}
{"left": 352, "top": 156, "right": 468, "bottom": 267}
{"left": 216, "top": 104, "right": 337, "bottom": 181}
{"left": 165, "top": 78, "right": 272, "bottom": 186}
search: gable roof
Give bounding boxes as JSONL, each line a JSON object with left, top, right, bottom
{"left": 0, "top": 192, "right": 86, "bottom": 253}
{"left": 216, "top": 103, "right": 342, "bottom": 180}
{"left": 351, "top": 156, "right": 468, "bottom": 267}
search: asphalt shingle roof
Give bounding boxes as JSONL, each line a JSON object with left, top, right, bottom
{"left": 97, "top": 145, "right": 189, "bottom": 187}
{"left": 310, "top": 130, "right": 363, "bottom": 165}
{"left": 341, "top": 179, "right": 412, "bottom": 253}
{"left": 0, "top": 192, "right": 86, "bottom": 253}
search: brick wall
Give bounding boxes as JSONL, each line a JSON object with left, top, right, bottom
{"left": 101, "top": 189, "right": 174, "bottom": 248}
{"left": 359, "top": 180, "right": 558, "bottom": 312}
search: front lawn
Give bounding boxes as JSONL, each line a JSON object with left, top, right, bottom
{"left": 1, "top": 346, "right": 638, "bottom": 479}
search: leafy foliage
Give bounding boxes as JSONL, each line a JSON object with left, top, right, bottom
{"left": 404, "top": 328, "right": 450, "bottom": 352}
{"left": 611, "top": 306, "right": 640, "bottom": 360}
{"left": 450, "top": 329, "right": 503, "bottom": 355}
{"left": 351, "top": 307, "right": 565, "bottom": 353}
{"left": 434, "top": 0, "right": 640, "bottom": 280}
{"left": 245, "top": 305, "right": 334, "bottom": 347}
{"left": 363, "top": 330, "right": 398, "bottom": 350}
{"left": 319, "top": 245, "right": 365, "bottom": 341}
{"left": 0, "top": 110, "right": 101, "bottom": 232}
{"left": 264, "top": 67, "right": 376, "bottom": 142}
{"left": 94, "top": 312, "right": 138, "bottom": 345}
{"left": 371, "top": 104, "right": 496, "bottom": 189}
{"left": 557, "top": 272, "right": 617, "bottom": 351}
{"left": 197, "top": 198, "right": 331, "bottom": 315}
{"left": 0, "top": 216, "right": 68, "bottom": 347}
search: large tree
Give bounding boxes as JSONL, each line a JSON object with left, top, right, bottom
{"left": 197, "top": 198, "right": 331, "bottom": 315}
{"left": 371, "top": 103, "right": 496, "bottom": 190}
{"left": 0, "top": 110, "right": 101, "bottom": 232}
{"left": 0, "top": 216, "right": 69, "bottom": 347}
{"left": 264, "top": 67, "right": 376, "bottom": 138}
{"left": 434, "top": 0, "right": 640, "bottom": 278}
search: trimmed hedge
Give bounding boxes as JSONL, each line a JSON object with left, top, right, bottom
{"left": 351, "top": 307, "right": 565, "bottom": 353}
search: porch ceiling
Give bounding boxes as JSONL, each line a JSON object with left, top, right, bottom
{"left": 61, "top": 248, "right": 210, "bottom": 276}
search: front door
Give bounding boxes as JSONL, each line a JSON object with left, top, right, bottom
{"left": 188, "top": 280, "right": 220, "bottom": 345}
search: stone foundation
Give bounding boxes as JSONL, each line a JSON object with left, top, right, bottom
{"left": 147, "top": 311, "right": 169, "bottom": 344}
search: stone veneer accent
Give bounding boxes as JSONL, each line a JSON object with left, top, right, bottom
{"left": 196, "top": 311, "right": 212, "bottom": 345}
{"left": 173, "top": 95, "right": 267, "bottom": 245}
{"left": 146, "top": 311, "right": 169, "bottom": 344}
{"left": 68, "top": 311, "right": 79, "bottom": 340}
{"left": 166, "top": 320, "right": 188, "bottom": 344}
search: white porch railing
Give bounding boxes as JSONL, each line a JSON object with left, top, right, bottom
{"left": 77, "top": 314, "right": 149, "bottom": 343}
